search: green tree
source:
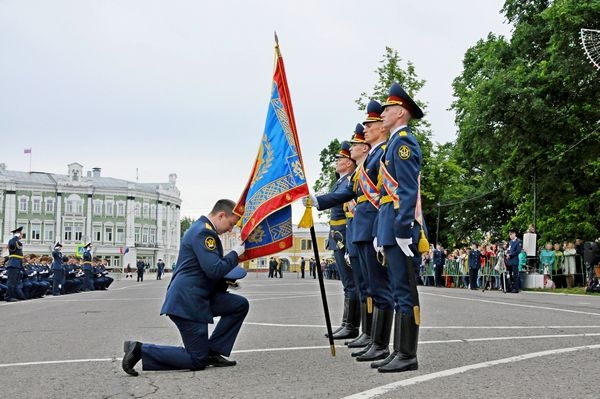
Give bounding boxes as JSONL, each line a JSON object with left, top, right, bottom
{"left": 180, "top": 216, "right": 195, "bottom": 238}
{"left": 314, "top": 47, "right": 433, "bottom": 196}
{"left": 451, "top": 0, "right": 600, "bottom": 243}
{"left": 313, "top": 138, "right": 341, "bottom": 194}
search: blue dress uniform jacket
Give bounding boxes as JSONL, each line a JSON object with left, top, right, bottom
{"left": 506, "top": 238, "right": 522, "bottom": 267}
{"left": 51, "top": 250, "right": 63, "bottom": 270}
{"left": 82, "top": 249, "right": 93, "bottom": 271}
{"left": 376, "top": 128, "right": 422, "bottom": 245}
{"left": 160, "top": 216, "right": 239, "bottom": 323}
{"left": 317, "top": 143, "right": 386, "bottom": 243}
{"left": 317, "top": 173, "right": 357, "bottom": 299}
{"left": 324, "top": 174, "right": 352, "bottom": 250}
{"left": 6, "top": 236, "right": 24, "bottom": 269}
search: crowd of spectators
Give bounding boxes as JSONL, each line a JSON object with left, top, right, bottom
{"left": 421, "top": 236, "right": 600, "bottom": 292}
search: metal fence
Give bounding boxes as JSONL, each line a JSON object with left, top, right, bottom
{"left": 421, "top": 254, "right": 589, "bottom": 289}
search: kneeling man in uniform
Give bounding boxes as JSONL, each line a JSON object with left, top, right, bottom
{"left": 122, "top": 199, "right": 247, "bottom": 376}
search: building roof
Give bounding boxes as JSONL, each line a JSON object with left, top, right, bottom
{"left": 0, "top": 164, "right": 179, "bottom": 198}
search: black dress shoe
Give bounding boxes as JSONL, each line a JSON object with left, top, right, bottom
{"left": 122, "top": 341, "right": 142, "bottom": 376}
{"left": 208, "top": 354, "right": 236, "bottom": 367}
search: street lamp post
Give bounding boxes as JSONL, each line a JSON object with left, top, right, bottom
{"left": 436, "top": 202, "right": 441, "bottom": 246}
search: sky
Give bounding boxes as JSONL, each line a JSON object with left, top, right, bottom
{"left": 0, "top": 0, "right": 513, "bottom": 221}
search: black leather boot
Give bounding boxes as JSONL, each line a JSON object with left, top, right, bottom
{"left": 332, "top": 297, "right": 360, "bottom": 340}
{"left": 325, "top": 297, "right": 350, "bottom": 338}
{"left": 356, "top": 308, "right": 393, "bottom": 362}
{"left": 371, "top": 311, "right": 401, "bottom": 368}
{"left": 347, "top": 302, "right": 372, "bottom": 348}
{"left": 378, "top": 313, "right": 419, "bottom": 372}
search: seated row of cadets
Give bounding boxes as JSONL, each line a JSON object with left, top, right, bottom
{"left": 0, "top": 254, "right": 113, "bottom": 301}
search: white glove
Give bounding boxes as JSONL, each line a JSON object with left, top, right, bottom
{"left": 373, "top": 237, "right": 384, "bottom": 256}
{"left": 232, "top": 242, "right": 245, "bottom": 257}
{"left": 344, "top": 252, "right": 350, "bottom": 265}
{"left": 396, "top": 238, "right": 414, "bottom": 257}
{"left": 302, "top": 194, "right": 319, "bottom": 208}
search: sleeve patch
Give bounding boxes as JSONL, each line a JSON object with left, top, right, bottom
{"left": 398, "top": 145, "right": 411, "bottom": 160}
{"left": 205, "top": 236, "right": 216, "bottom": 250}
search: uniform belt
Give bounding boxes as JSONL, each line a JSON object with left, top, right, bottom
{"left": 357, "top": 195, "right": 374, "bottom": 204}
{"left": 345, "top": 212, "right": 354, "bottom": 218}
{"left": 329, "top": 219, "right": 347, "bottom": 226}
{"left": 9, "top": 254, "right": 24, "bottom": 259}
{"left": 379, "top": 195, "right": 399, "bottom": 209}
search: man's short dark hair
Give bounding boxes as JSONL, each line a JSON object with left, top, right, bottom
{"left": 210, "top": 199, "right": 236, "bottom": 216}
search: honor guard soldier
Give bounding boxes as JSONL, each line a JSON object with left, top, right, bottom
{"left": 345, "top": 125, "right": 374, "bottom": 350}
{"left": 51, "top": 243, "right": 64, "bottom": 296}
{"left": 5, "top": 226, "right": 25, "bottom": 302}
{"left": 122, "top": 199, "right": 247, "bottom": 376}
{"left": 82, "top": 243, "right": 94, "bottom": 291}
{"left": 351, "top": 100, "right": 394, "bottom": 363}
{"left": 373, "top": 82, "right": 427, "bottom": 373}
{"left": 316, "top": 140, "right": 360, "bottom": 340}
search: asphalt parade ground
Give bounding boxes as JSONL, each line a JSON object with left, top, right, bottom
{"left": 2, "top": 273, "right": 600, "bottom": 399}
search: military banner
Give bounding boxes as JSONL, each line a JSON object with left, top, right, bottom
{"left": 234, "top": 36, "right": 309, "bottom": 261}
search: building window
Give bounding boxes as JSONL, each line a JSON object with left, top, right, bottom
{"left": 135, "top": 203, "right": 141, "bottom": 217}
{"left": 32, "top": 198, "right": 41, "bottom": 213}
{"left": 301, "top": 239, "right": 312, "bottom": 251}
{"left": 117, "top": 202, "right": 125, "bottom": 216}
{"left": 150, "top": 228, "right": 156, "bottom": 244}
{"left": 142, "top": 227, "right": 149, "bottom": 243}
{"left": 93, "top": 225, "right": 102, "bottom": 242}
{"left": 105, "top": 226, "right": 113, "bottom": 242}
{"left": 31, "top": 223, "right": 41, "bottom": 240}
{"left": 45, "top": 199, "right": 55, "bottom": 213}
{"left": 134, "top": 227, "right": 141, "bottom": 242}
{"left": 44, "top": 223, "right": 55, "bottom": 242}
{"left": 64, "top": 225, "right": 72, "bottom": 241}
{"left": 18, "top": 197, "right": 28, "bottom": 212}
{"left": 66, "top": 194, "right": 83, "bottom": 215}
{"left": 116, "top": 227, "right": 125, "bottom": 242}
{"left": 150, "top": 204, "right": 157, "bottom": 219}
{"left": 74, "top": 223, "right": 83, "bottom": 241}
{"left": 105, "top": 201, "right": 114, "bottom": 216}
{"left": 93, "top": 201, "right": 103, "bottom": 216}
{"left": 143, "top": 203, "right": 149, "bottom": 219}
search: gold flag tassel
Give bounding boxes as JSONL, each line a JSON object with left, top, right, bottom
{"left": 418, "top": 228, "right": 429, "bottom": 254}
{"left": 298, "top": 197, "right": 314, "bottom": 228}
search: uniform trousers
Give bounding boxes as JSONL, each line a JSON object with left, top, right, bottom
{"left": 5, "top": 267, "right": 25, "bottom": 300}
{"left": 52, "top": 269, "right": 64, "bottom": 295}
{"left": 384, "top": 245, "right": 419, "bottom": 315}
{"left": 83, "top": 269, "right": 94, "bottom": 291}
{"left": 141, "top": 291, "right": 249, "bottom": 371}
{"left": 356, "top": 242, "right": 393, "bottom": 310}
{"left": 333, "top": 248, "right": 357, "bottom": 299}
{"left": 349, "top": 255, "right": 368, "bottom": 303}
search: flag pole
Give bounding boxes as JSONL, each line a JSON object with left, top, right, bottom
{"left": 274, "top": 32, "right": 335, "bottom": 356}
{"left": 308, "top": 212, "right": 336, "bottom": 356}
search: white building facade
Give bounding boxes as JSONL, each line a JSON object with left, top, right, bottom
{"left": 0, "top": 162, "right": 181, "bottom": 270}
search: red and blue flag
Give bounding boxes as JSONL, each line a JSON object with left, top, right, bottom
{"left": 234, "top": 37, "right": 309, "bottom": 261}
